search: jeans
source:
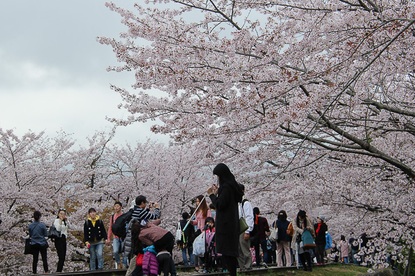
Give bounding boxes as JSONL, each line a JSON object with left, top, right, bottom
{"left": 181, "top": 245, "right": 194, "bottom": 266}
{"left": 113, "top": 237, "right": 122, "bottom": 264}
{"left": 260, "top": 239, "right": 270, "bottom": 264}
{"left": 343, "top": 256, "right": 349, "bottom": 264}
{"left": 89, "top": 242, "right": 104, "bottom": 270}
{"left": 351, "top": 249, "right": 359, "bottom": 264}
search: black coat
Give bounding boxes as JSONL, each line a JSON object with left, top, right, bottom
{"left": 210, "top": 163, "right": 243, "bottom": 257}
{"left": 83, "top": 218, "right": 107, "bottom": 243}
{"left": 314, "top": 222, "right": 328, "bottom": 245}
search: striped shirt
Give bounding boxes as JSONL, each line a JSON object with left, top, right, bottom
{"left": 131, "top": 206, "right": 160, "bottom": 223}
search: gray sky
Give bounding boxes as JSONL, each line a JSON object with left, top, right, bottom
{"left": 0, "top": 1, "right": 166, "bottom": 145}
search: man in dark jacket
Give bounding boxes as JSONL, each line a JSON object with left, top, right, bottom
{"left": 208, "top": 163, "right": 244, "bottom": 276}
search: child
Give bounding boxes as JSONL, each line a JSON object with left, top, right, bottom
{"left": 203, "top": 217, "right": 220, "bottom": 273}
{"left": 339, "top": 235, "right": 349, "bottom": 264}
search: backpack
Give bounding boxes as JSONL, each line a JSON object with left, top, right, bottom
{"left": 112, "top": 208, "right": 133, "bottom": 239}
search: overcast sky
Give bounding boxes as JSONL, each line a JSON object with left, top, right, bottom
{"left": 0, "top": 1, "right": 167, "bottom": 145}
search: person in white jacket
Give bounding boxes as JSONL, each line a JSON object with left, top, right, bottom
{"left": 53, "top": 208, "right": 69, "bottom": 272}
{"left": 237, "top": 184, "right": 254, "bottom": 271}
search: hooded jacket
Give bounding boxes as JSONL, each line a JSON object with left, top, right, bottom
{"left": 209, "top": 163, "right": 244, "bottom": 256}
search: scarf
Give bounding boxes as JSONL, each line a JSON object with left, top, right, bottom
{"left": 316, "top": 223, "right": 322, "bottom": 235}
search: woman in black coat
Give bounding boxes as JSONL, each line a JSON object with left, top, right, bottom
{"left": 314, "top": 216, "right": 328, "bottom": 265}
{"left": 208, "top": 163, "right": 244, "bottom": 276}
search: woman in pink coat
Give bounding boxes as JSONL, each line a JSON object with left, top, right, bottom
{"left": 339, "top": 235, "right": 349, "bottom": 264}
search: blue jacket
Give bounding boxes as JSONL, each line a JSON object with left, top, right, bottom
{"left": 29, "top": 221, "right": 48, "bottom": 246}
{"left": 325, "top": 232, "right": 333, "bottom": 250}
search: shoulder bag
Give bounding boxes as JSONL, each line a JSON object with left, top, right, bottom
{"left": 301, "top": 229, "right": 316, "bottom": 249}
{"left": 24, "top": 238, "right": 34, "bottom": 254}
{"left": 48, "top": 224, "right": 61, "bottom": 239}
{"left": 239, "top": 202, "right": 248, "bottom": 234}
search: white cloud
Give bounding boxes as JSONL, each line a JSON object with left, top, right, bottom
{"left": 0, "top": 0, "right": 168, "bottom": 145}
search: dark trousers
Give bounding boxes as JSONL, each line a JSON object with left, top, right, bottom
{"left": 253, "top": 239, "right": 269, "bottom": 264}
{"left": 221, "top": 255, "right": 237, "bottom": 276}
{"left": 154, "top": 232, "right": 175, "bottom": 254}
{"left": 154, "top": 232, "right": 176, "bottom": 276}
{"left": 32, "top": 244, "right": 49, "bottom": 274}
{"left": 55, "top": 235, "right": 67, "bottom": 272}
{"left": 315, "top": 243, "right": 325, "bottom": 264}
{"left": 299, "top": 251, "right": 312, "bottom": 271}
{"left": 157, "top": 252, "right": 176, "bottom": 276}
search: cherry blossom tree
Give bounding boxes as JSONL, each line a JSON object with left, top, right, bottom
{"left": 99, "top": 0, "right": 415, "bottom": 269}
{"left": 0, "top": 128, "right": 213, "bottom": 274}
{"left": 0, "top": 129, "right": 84, "bottom": 274}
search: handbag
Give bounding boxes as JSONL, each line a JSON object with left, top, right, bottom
{"left": 48, "top": 225, "right": 61, "bottom": 239}
{"left": 269, "top": 227, "right": 278, "bottom": 242}
{"left": 24, "top": 238, "right": 33, "bottom": 255}
{"left": 239, "top": 202, "right": 249, "bottom": 234}
{"left": 175, "top": 222, "right": 182, "bottom": 242}
{"left": 192, "top": 232, "right": 206, "bottom": 257}
{"left": 301, "top": 229, "right": 316, "bottom": 249}
{"left": 239, "top": 217, "right": 248, "bottom": 234}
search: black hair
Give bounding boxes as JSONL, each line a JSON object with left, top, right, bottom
{"left": 296, "top": 210, "right": 307, "bottom": 228}
{"left": 131, "top": 220, "right": 144, "bottom": 255}
{"left": 88, "top": 208, "right": 96, "bottom": 214}
{"left": 56, "top": 208, "right": 66, "bottom": 219}
{"left": 205, "top": 217, "right": 215, "bottom": 225}
{"left": 182, "top": 212, "right": 190, "bottom": 220}
{"left": 114, "top": 201, "right": 122, "bottom": 207}
{"left": 33, "top": 211, "right": 41, "bottom": 221}
{"left": 135, "top": 195, "right": 147, "bottom": 206}
{"left": 278, "top": 210, "right": 288, "bottom": 221}
{"left": 253, "top": 207, "right": 260, "bottom": 216}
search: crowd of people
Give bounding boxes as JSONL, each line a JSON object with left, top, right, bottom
{"left": 25, "top": 163, "right": 373, "bottom": 275}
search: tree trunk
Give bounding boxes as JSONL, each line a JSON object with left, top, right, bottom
{"left": 404, "top": 246, "right": 413, "bottom": 276}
